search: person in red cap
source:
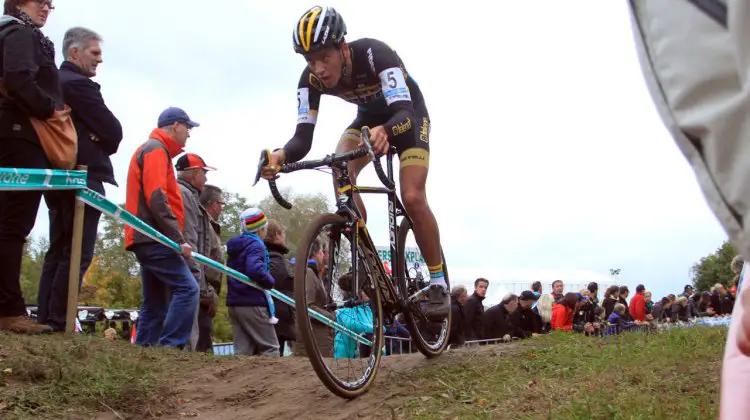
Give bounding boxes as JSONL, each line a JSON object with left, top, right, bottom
{"left": 175, "top": 152, "right": 217, "bottom": 352}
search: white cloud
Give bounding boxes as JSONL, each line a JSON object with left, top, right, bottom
{"left": 24, "top": 0, "right": 727, "bottom": 306}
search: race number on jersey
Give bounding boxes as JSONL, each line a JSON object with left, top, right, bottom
{"left": 378, "top": 67, "right": 411, "bottom": 106}
{"left": 297, "top": 87, "right": 317, "bottom": 124}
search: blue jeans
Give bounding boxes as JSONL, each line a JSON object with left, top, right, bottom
{"left": 37, "top": 179, "right": 105, "bottom": 331}
{"left": 131, "top": 242, "right": 199, "bottom": 348}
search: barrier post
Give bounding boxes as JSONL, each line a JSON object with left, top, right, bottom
{"left": 65, "top": 165, "right": 87, "bottom": 334}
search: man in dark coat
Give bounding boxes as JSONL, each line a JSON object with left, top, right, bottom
{"left": 37, "top": 26, "right": 122, "bottom": 332}
{"left": 264, "top": 220, "right": 295, "bottom": 356}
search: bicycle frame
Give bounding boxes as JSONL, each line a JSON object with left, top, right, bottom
{"left": 329, "top": 147, "right": 412, "bottom": 316}
{"left": 259, "top": 127, "right": 424, "bottom": 323}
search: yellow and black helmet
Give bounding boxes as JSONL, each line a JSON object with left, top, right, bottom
{"left": 293, "top": 6, "right": 347, "bottom": 55}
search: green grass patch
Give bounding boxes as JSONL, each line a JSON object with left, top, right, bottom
{"left": 0, "top": 333, "right": 212, "bottom": 419}
{"left": 397, "top": 327, "right": 725, "bottom": 419}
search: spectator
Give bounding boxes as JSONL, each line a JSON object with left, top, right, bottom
{"left": 551, "top": 279, "right": 564, "bottom": 302}
{"left": 670, "top": 296, "right": 690, "bottom": 322}
{"left": 333, "top": 272, "right": 381, "bottom": 359}
{"left": 601, "top": 285, "right": 620, "bottom": 319}
{"left": 587, "top": 282, "right": 599, "bottom": 306}
{"left": 531, "top": 281, "right": 542, "bottom": 295}
{"left": 484, "top": 293, "right": 521, "bottom": 342}
{"left": 618, "top": 285, "right": 631, "bottom": 321}
{"left": 629, "top": 284, "right": 647, "bottom": 322}
{"left": 103, "top": 321, "right": 117, "bottom": 342}
{"left": 606, "top": 303, "right": 636, "bottom": 334}
{"left": 225, "top": 208, "right": 279, "bottom": 356}
{"left": 36, "top": 26, "right": 122, "bottom": 333}
{"left": 573, "top": 294, "right": 599, "bottom": 335}
{"left": 0, "top": 0, "right": 60, "bottom": 334}
{"left": 534, "top": 293, "right": 554, "bottom": 333}
{"left": 264, "top": 219, "right": 296, "bottom": 356}
{"left": 644, "top": 291, "right": 653, "bottom": 315}
{"left": 511, "top": 290, "right": 542, "bottom": 337}
{"left": 464, "top": 277, "right": 488, "bottom": 341}
{"left": 448, "top": 284, "right": 468, "bottom": 346}
{"left": 175, "top": 153, "right": 216, "bottom": 352}
{"left": 124, "top": 107, "right": 201, "bottom": 349}
{"left": 682, "top": 284, "right": 698, "bottom": 318}
{"left": 651, "top": 297, "right": 671, "bottom": 322}
{"left": 711, "top": 283, "right": 734, "bottom": 316}
{"left": 551, "top": 292, "right": 580, "bottom": 331}
{"left": 531, "top": 281, "right": 542, "bottom": 309}
{"left": 294, "top": 238, "right": 334, "bottom": 357}
{"left": 198, "top": 184, "right": 224, "bottom": 353}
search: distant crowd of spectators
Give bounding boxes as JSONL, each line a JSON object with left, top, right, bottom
{"left": 448, "top": 274, "right": 737, "bottom": 346}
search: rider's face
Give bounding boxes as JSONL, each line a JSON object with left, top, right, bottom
{"left": 305, "top": 44, "right": 346, "bottom": 88}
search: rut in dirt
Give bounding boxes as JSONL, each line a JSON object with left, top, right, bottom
{"left": 152, "top": 343, "right": 526, "bottom": 420}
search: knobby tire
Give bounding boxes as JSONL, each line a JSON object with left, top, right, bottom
{"left": 294, "top": 213, "right": 385, "bottom": 399}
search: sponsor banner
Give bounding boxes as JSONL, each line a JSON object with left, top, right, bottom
{"left": 0, "top": 168, "right": 87, "bottom": 190}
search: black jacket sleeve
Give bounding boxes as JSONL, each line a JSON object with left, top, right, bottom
{"left": 282, "top": 69, "right": 321, "bottom": 163}
{"left": 2, "top": 26, "right": 55, "bottom": 119}
{"left": 63, "top": 79, "right": 123, "bottom": 155}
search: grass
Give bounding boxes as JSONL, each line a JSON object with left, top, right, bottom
{"left": 0, "top": 326, "right": 727, "bottom": 419}
{"left": 395, "top": 327, "right": 725, "bottom": 419}
{"left": 0, "top": 333, "right": 211, "bottom": 419}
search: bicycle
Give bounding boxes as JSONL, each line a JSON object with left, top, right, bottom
{"left": 254, "top": 127, "right": 451, "bottom": 398}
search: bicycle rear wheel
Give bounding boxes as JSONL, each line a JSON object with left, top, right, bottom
{"left": 294, "top": 213, "right": 385, "bottom": 399}
{"left": 396, "top": 217, "right": 451, "bottom": 357}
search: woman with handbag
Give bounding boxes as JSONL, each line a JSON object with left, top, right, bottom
{"left": 0, "top": 0, "right": 62, "bottom": 334}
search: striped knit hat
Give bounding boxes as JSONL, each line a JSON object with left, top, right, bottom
{"left": 240, "top": 207, "right": 268, "bottom": 233}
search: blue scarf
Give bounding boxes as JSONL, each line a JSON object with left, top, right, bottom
{"left": 243, "top": 231, "right": 269, "bottom": 272}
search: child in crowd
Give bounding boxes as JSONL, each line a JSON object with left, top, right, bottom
{"left": 225, "top": 208, "right": 279, "bottom": 356}
{"left": 606, "top": 303, "right": 636, "bottom": 334}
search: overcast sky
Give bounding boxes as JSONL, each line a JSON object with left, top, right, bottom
{"left": 28, "top": 0, "right": 727, "bottom": 305}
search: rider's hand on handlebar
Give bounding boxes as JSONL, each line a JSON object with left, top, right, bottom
{"left": 261, "top": 149, "right": 286, "bottom": 180}
{"left": 360, "top": 125, "right": 390, "bottom": 156}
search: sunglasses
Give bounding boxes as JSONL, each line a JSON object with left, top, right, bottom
{"left": 34, "top": 0, "right": 55, "bottom": 10}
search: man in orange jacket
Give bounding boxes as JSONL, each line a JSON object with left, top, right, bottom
{"left": 629, "top": 284, "right": 647, "bottom": 322}
{"left": 124, "top": 107, "right": 201, "bottom": 349}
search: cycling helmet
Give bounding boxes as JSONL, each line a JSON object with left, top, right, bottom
{"left": 293, "top": 6, "right": 347, "bottom": 55}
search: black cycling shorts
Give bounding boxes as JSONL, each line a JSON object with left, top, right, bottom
{"left": 338, "top": 101, "right": 430, "bottom": 169}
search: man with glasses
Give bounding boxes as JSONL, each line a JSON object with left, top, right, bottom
{"left": 199, "top": 184, "right": 224, "bottom": 352}
{"left": 124, "top": 107, "right": 201, "bottom": 349}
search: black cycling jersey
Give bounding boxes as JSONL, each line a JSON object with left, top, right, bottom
{"left": 282, "top": 38, "right": 429, "bottom": 164}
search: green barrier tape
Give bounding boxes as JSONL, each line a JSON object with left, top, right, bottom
{"left": 0, "top": 168, "right": 87, "bottom": 190}
{"left": 76, "top": 188, "right": 373, "bottom": 348}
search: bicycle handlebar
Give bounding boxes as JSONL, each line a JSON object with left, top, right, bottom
{"left": 256, "top": 127, "right": 396, "bottom": 210}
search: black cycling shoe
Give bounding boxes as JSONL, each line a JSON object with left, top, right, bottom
{"left": 424, "top": 284, "right": 450, "bottom": 322}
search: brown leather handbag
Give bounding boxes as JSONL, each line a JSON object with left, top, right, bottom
{"left": 0, "top": 81, "right": 77, "bottom": 170}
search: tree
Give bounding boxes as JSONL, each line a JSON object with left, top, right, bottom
{"left": 691, "top": 240, "right": 737, "bottom": 292}
{"left": 259, "top": 186, "right": 332, "bottom": 255}
{"left": 19, "top": 236, "right": 49, "bottom": 305}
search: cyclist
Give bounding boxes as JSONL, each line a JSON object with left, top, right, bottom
{"left": 259, "top": 5, "right": 449, "bottom": 320}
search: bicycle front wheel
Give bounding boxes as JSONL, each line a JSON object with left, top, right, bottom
{"left": 397, "top": 217, "right": 451, "bottom": 358}
{"left": 293, "top": 213, "right": 385, "bottom": 399}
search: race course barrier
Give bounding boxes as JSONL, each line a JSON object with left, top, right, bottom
{"left": 0, "top": 167, "right": 372, "bottom": 347}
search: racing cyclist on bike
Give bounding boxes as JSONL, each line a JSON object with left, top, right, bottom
{"left": 259, "top": 5, "right": 449, "bottom": 321}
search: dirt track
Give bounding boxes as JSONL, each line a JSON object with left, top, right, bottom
{"left": 161, "top": 352, "right": 441, "bottom": 420}
{"left": 89, "top": 343, "right": 523, "bottom": 420}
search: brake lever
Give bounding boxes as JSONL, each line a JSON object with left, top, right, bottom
{"left": 252, "top": 149, "right": 271, "bottom": 187}
{"left": 360, "top": 126, "right": 376, "bottom": 159}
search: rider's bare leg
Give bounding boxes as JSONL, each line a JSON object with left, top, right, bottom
{"left": 333, "top": 129, "right": 369, "bottom": 221}
{"left": 398, "top": 149, "right": 444, "bottom": 288}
